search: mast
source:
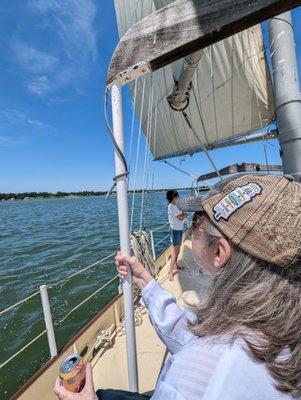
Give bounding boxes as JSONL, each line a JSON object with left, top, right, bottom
{"left": 111, "top": 83, "right": 139, "bottom": 392}
{"left": 269, "top": 11, "right": 301, "bottom": 181}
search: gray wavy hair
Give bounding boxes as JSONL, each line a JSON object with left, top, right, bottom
{"left": 190, "top": 213, "right": 301, "bottom": 397}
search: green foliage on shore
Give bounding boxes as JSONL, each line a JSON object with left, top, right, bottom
{"left": 0, "top": 191, "right": 106, "bottom": 201}
{"left": 0, "top": 187, "right": 209, "bottom": 201}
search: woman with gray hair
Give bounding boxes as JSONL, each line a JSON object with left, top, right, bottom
{"left": 55, "top": 174, "right": 301, "bottom": 400}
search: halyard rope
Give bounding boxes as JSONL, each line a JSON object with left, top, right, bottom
{"left": 130, "top": 230, "right": 156, "bottom": 277}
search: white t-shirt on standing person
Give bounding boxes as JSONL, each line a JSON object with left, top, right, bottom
{"left": 168, "top": 203, "right": 184, "bottom": 231}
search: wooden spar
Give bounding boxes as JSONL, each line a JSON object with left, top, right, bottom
{"left": 197, "top": 163, "right": 283, "bottom": 182}
{"left": 107, "top": 0, "right": 301, "bottom": 86}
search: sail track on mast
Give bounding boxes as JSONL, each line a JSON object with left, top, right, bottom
{"left": 114, "top": 0, "right": 275, "bottom": 161}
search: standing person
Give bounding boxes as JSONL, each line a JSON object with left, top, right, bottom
{"left": 166, "top": 190, "right": 186, "bottom": 281}
{"left": 54, "top": 174, "right": 301, "bottom": 400}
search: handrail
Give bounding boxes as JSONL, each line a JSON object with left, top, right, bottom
{"left": 0, "top": 330, "right": 47, "bottom": 369}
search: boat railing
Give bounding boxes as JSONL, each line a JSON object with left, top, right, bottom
{"left": 0, "top": 221, "right": 171, "bottom": 373}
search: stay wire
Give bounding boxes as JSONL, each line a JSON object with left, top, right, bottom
{"left": 104, "top": 86, "right": 129, "bottom": 199}
{"left": 181, "top": 110, "right": 222, "bottom": 181}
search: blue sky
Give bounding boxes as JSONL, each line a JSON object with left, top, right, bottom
{"left": 0, "top": 1, "right": 300, "bottom": 193}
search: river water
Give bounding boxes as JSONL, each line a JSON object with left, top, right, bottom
{"left": 0, "top": 192, "right": 189, "bottom": 399}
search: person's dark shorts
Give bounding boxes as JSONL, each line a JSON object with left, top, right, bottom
{"left": 96, "top": 389, "right": 151, "bottom": 399}
{"left": 170, "top": 229, "right": 183, "bottom": 246}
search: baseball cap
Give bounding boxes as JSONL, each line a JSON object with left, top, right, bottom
{"left": 178, "top": 174, "right": 301, "bottom": 267}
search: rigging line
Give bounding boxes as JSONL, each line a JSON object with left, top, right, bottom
{"left": 192, "top": 83, "right": 210, "bottom": 147}
{"left": 155, "top": 73, "right": 174, "bottom": 154}
{"left": 140, "top": 75, "right": 154, "bottom": 230}
{"left": 48, "top": 251, "right": 116, "bottom": 289}
{"left": 182, "top": 111, "right": 222, "bottom": 181}
{"left": 231, "top": 35, "right": 235, "bottom": 137}
{"left": 158, "top": 69, "right": 176, "bottom": 154}
{"left": 130, "top": 77, "right": 146, "bottom": 233}
{"left": 0, "top": 329, "right": 47, "bottom": 369}
{"left": 146, "top": 77, "right": 156, "bottom": 225}
{"left": 128, "top": 79, "right": 138, "bottom": 178}
{"left": 246, "top": 30, "right": 270, "bottom": 174}
{"left": 104, "top": 86, "right": 129, "bottom": 198}
{"left": 54, "top": 275, "right": 119, "bottom": 326}
{"left": 0, "top": 290, "right": 40, "bottom": 317}
{"left": 210, "top": 46, "right": 219, "bottom": 141}
{"left": 193, "top": 73, "right": 204, "bottom": 148}
{"left": 262, "top": 132, "right": 270, "bottom": 174}
{"left": 162, "top": 67, "right": 182, "bottom": 152}
{"left": 153, "top": 100, "right": 158, "bottom": 158}
{"left": 163, "top": 160, "right": 198, "bottom": 180}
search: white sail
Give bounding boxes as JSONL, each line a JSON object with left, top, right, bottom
{"left": 114, "top": 0, "right": 275, "bottom": 160}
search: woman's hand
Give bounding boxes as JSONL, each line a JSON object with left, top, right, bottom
{"left": 54, "top": 363, "right": 96, "bottom": 400}
{"left": 115, "top": 252, "right": 153, "bottom": 290}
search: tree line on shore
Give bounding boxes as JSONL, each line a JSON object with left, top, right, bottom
{"left": 0, "top": 187, "right": 206, "bottom": 201}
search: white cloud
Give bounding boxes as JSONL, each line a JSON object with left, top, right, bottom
{"left": 33, "top": 0, "right": 97, "bottom": 61}
{"left": 0, "top": 109, "right": 56, "bottom": 133}
{"left": 12, "top": 40, "right": 58, "bottom": 74}
{"left": 11, "top": 0, "right": 98, "bottom": 97}
{"left": 27, "top": 76, "right": 52, "bottom": 96}
{"left": 0, "top": 135, "right": 26, "bottom": 147}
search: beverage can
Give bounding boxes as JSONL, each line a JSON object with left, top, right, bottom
{"left": 59, "top": 354, "right": 86, "bottom": 393}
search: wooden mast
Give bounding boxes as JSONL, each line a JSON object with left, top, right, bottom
{"left": 108, "top": 0, "right": 301, "bottom": 86}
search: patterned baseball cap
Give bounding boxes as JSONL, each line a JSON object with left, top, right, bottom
{"left": 178, "top": 174, "right": 301, "bottom": 267}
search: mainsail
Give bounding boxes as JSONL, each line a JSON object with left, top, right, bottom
{"left": 114, "top": 0, "right": 275, "bottom": 160}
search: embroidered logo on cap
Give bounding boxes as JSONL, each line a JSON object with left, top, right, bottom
{"left": 212, "top": 183, "right": 262, "bottom": 221}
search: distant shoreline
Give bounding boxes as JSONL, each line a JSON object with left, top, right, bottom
{"left": 0, "top": 187, "right": 209, "bottom": 202}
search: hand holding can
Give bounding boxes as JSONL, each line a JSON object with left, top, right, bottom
{"left": 54, "top": 361, "right": 95, "bottom": 400}
{"left": 59, "top": 354, "right": 86, "bottom": 393}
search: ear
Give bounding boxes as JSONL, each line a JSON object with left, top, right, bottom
{"left": 213, "top": 237, "right": 231, "bottom": 269}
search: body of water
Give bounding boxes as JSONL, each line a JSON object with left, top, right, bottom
{"left": 0, "top": 192, "right": 188, "bottom": 399}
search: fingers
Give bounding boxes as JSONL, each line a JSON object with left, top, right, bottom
{"left": 83, "top": 363, "right": 95, "bottom": 392}
{"left": 53, "top": 377, "right": 70, "bottom": 399}
{"left": 115, "top": 252, "right": 132, "bottom": 277}
{"left": 117, "top": 264, "right": 128, "bottom": 279}
{"left": 54, "top": 377, "right": 62, "bottom": 394}
{"left": 115, "top": 251, "right": 132, "bottom": 265}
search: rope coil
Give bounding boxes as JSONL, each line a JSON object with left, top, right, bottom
{"left": 130, "top": 230, "right": 156, "bottom": 277}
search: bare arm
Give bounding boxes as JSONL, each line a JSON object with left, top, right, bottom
{"left": 176, "top": 212, "right": 186, "bottom": 221}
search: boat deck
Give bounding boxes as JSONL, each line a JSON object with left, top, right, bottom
{"left": 13, "top": 238, "right": 211, "bottom": 399}
{"left": 92, "top": 238, "right": 211, "bottom": 394}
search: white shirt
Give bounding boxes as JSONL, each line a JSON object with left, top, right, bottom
{"left": 141, "top": 279, "right": 296, "bottom": 400}
{"left": 168, "top": 203, "right": 183, "bottom": 231}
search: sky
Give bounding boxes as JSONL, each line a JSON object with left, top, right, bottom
{"left": 0, "top": 1, "right": 300, "bottom": 193}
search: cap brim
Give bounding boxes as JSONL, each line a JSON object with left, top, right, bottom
{"left": 177, "top": 195, "right": 205, "bottom": 212}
